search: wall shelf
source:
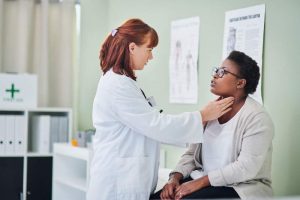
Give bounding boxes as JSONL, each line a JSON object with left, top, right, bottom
{"left": 0, "top": 108, "right": 72, "bottom": 200}
{"left": 52, "top": 143, "right": 91, "bottom": 200}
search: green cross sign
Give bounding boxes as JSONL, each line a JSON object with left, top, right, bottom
{"left": 6, "top": 83, "right": 20, "bottom": 99}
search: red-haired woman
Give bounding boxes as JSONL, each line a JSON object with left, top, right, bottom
{"left": 87, "top": 19, "right": 234, "bottom": 200}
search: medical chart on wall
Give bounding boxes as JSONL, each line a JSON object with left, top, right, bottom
{"left": 169, "top": 17, "right": 199, "bottom": 104}
{"left": 222, "top": 4, "right": 265, "bottom": 103}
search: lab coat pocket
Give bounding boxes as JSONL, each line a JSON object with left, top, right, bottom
{"left": 116, "top": 156, "right": 152, "bottom": 196}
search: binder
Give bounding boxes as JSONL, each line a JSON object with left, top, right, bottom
{"left": 15, "top": 115, "right": 26, "bottom": 154}
{"left": 0, "top": 115, "right": 5, "bottom": 154}
{"left": 31, "top": 115, "right": 51, "bottom": 153}
{"left": 5, "top": 115, "right": 15, "bottom": 154}
{"left": 58, "top": 116, "right": 68, "bottom": 143}
{"left": 50, "top": 116, "right": 59, "bottom": 152}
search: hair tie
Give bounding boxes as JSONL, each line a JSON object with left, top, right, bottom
{"left": 111, "top": 29, "right": 118, "bottom": 37}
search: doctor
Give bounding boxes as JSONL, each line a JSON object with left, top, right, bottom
{"left": 87, "top": 18, "right": 234, "bottom": 200}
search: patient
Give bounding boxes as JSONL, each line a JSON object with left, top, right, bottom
{"left": 151, "top": 51, "right": 274, "bottom": 199}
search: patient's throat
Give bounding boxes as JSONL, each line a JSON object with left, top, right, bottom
{"left": 218, "top": 96, "right": 246, "bottom": 124}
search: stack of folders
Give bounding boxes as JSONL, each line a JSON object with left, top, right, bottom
{"left": 0, "top": 115, "right": 26, "bottom": 155}
{"left": 31, "top": 115, "right": 68, "bottom": 153}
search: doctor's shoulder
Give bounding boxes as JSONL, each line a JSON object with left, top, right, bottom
{"left": 100, "top": 70, "right": 138, "bottom": 93}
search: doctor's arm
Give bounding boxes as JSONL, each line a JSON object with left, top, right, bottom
{"left": 113, "top": 82, "right": 234, "bottom": 144}
{"left": 113, "top": 82, "right": 203, "bottom": 144}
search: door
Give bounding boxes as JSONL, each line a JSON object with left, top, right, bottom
{"left": 27, "top": 157, "right": 52, "bottom": 200}
{"left": 0, "top": 157, "right": 24, "bottom": 200}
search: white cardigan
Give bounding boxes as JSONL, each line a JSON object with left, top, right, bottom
{"left": 172, "top": 97, "right": 274, "bottom": 199}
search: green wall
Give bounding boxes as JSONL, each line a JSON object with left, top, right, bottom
{"left": 79, "top": 0, "right": 300, "bottom": 196}
{"left": 78, "top": 0, "right": 108, "bottom": 131}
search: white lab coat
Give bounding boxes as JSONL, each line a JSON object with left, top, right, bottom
{"left": 87, "top": 69, "right": 203, "bottom": 200}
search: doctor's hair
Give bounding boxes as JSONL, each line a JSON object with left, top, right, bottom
{"left": 227, "top": 51, "right": 260, "bottom": 94}
{"left": 99, "top": 18, "right": 159, "bottom": 81}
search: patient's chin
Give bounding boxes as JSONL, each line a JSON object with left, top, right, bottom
{"left": 210, "top": 89, "right": 221, "bottom": 96}
{"left": 211, "top": 90, "right": 230, "bottom": 98}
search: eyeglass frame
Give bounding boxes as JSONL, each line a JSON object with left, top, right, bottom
{"left": 212, "top": 67, "right": 243, "bottom": 79}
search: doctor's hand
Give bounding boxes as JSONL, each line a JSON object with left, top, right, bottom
{"left": 200, "top": 97, "right": 234, "bottom": 123}
{"left": 160, "top": 173, "right": 182, "bottom": 200}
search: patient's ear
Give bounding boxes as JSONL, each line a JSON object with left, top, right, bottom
{"left": 237, "top": 79, "right": 246, "bottom": 89}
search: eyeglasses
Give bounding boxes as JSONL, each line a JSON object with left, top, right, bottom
{"left": 212, "top": 67, "right": 242, "bottom": 78}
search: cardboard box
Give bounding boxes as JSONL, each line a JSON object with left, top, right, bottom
{"left": 0, "top": 73, "right": 37, "bottom": 109}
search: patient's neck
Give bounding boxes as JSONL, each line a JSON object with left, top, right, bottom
{"left": 218, "top": 94, "right": 247, "bottom": 124}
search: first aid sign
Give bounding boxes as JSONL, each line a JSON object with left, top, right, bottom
{"left": 0, "top": 73, "right": 37, "bottom": 109}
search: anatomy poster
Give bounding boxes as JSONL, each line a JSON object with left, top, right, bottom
{"left": 223, "top": 4, "right": 265, "bottom": 103}
{"left": 169, "top": 17, "right": 199, "bottom": 104}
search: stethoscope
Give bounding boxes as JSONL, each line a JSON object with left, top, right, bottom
{"left": 140, "top": 89, "right": 163, "bottom": 113}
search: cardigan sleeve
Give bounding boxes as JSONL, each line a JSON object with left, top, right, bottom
{"left": 171, "top": 143, "right": 200, "bottom": 178}
{"left": 208, "top": 111, "right": 274, "bottom": 186}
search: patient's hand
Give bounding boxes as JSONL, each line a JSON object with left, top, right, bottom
{"left": 174, "top": 180, "right": 198, "bottom": 200}
{"left": 174, "top": 175, "right": 210, "bottom": 200}
{"left": 160, "top": 173, "right": 182, "bottom": 200}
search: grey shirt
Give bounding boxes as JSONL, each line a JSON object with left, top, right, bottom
{"left": 172, "top": 97, "right": 274, "bottom": 199}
